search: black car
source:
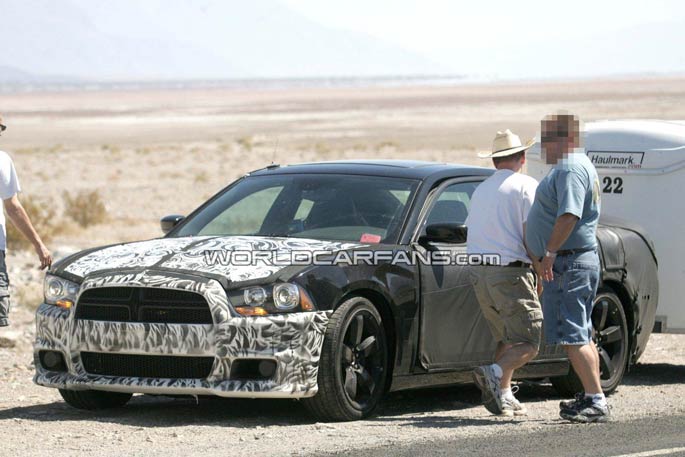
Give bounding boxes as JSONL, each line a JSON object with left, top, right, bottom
{"left": 35, "top": 160, "right": 658, "bottom": 421}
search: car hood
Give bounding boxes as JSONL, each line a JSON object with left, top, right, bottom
{"left": 59, "top": 236, "right": 363, "bottom": 283}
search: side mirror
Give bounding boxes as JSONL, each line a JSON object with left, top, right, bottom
{"left": 160, "top": 215, "right": 185, "bottom": 234}
{"left": 419, "top": 223, "right": 468, "bottom": 246}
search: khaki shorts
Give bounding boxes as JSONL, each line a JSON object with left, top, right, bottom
{"left": 468, "top": 265, "right": 543, "bottom": 348}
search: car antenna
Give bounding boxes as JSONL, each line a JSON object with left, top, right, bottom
{"left": 246, "top": 139, "right": 280, "bottom": 176}
{"left": 265, "top": 138, "right": 280, "bottom": 170}
{"left": 271, "top": 138, "right": 279, "bottom": 165}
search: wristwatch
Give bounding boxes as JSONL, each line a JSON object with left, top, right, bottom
{"left": 545, "top": 250, "right": 557, "bottom": 258}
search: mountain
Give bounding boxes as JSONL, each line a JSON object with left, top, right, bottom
{"left": 0, "top": 0, "right": 243, "bottom": 80}
{"left": 0, "top": 65, "right": 39, "bottom": 83}
{"left": 0, "top": 0, "right": 445, "bottom": 81}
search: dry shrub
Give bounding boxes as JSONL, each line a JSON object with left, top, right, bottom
{"left": 63, "top": 190, "right": 107, "bottom": 228}
{"left": 236, "top": 136, "right": 254, "bottom": 151}
{"left": 194, "top": 171, "right": 209, "bottom": 183}
{"left": 13, "top": 281, "right": 44, "bottom": 311}
{"left": 6, "top": 195, "right": 58, "bottom": 251}
{"left": 376, "top": 141, "right": 398, "bottom": 150}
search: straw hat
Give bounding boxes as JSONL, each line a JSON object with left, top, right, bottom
{"left": 478, "top": 129, "right": 534, "bottom": 158}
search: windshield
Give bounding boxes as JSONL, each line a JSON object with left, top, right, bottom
{"left": 173, "top": 174, "right": 419, "bottom": 243}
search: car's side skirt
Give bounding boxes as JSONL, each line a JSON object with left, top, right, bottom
{"left": 388, "top": 359, "right": 569, "bottom": 392}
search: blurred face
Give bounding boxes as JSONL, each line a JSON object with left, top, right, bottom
{"left": 541, "top": 117, "right": 579, "bottom": 165}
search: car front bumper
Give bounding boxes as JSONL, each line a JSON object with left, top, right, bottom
{"left": 33, "top": 271, "right": 330, "bottom": 398}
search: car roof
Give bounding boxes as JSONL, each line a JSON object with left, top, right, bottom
{"left": 247, "top": 159, "right": 494, "bottom": 180}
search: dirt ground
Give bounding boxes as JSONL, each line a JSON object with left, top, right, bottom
{"left": 0, "top": 76, "right": 684, "bottom": 455}
{"left": 1, "top": 302, "right": 683, "bottom": 456}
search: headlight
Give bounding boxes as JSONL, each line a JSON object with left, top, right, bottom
{"left": 230, "top": 283, "right": 316, "bottom": 316}
{"left": 274, "top": 283, "right": 299, "bottom": 310}
{"left": 44, "top": 274, "right": 80, "bottom": 309}
{"left": 244, "top": 286, "right": 267, "bottom": 306}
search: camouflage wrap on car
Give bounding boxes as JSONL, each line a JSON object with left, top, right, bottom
{"left": 34, "top": 270, "right": 331, "bottom": 398}
{"left": 62, "top": 235, "right": 361, "bottom": 282}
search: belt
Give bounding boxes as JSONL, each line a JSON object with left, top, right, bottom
{"left": 556, "top": 247, "right": 596, "bottom": 257}
{"left": 483, "top": 260, "right": 532, "bottom": 268}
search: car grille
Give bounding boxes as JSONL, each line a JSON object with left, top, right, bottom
{"left": 75, "top": 287, "right": 213, "bottom": 324}
{"left": 81, "top": 352, "right": 215, "bottom": 379}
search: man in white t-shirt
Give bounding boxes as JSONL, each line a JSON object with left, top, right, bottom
{"left": 0, "top": 115, "right": 53, "bottom": 327}
{"left": 465, "top": 129, "right": 542, "bottom": 417}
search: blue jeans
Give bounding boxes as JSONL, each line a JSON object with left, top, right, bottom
{"left": 541, "top": 249, "right": 600, "bottom": 345}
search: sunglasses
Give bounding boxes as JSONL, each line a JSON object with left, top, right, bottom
{"left": 540, "top": 134, "right": 564, "bottom": 143}
{"left": 0, "top": 124, "right": 6, "bottom": 134}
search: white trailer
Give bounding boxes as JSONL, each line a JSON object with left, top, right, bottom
{"left": 526, "top": 120, "right": 685, "bottom": 333}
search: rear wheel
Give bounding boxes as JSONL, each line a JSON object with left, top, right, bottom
{"left": 59, "top": 389, "right": 133, "bottom": 410}
{"left": 551, "top": 288, "right": 629, "bottom": 397}
{"left": 303, "top": 296, "right": 388, "bottom": 421}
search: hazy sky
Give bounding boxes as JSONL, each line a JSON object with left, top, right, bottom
{"left": 283, "top": 0, "right": 685, "bottom": 77}
{"left": 2, "top": 0, "right": 684, "bottom": 81}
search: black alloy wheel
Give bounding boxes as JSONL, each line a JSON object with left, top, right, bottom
{"left": 551, "top": 287, "right": 629, "bottom": 397}
{"left": 339, "top": 309, "right": 385, "bottom": 410}
{"left": 303, "top": 296, "right": 388, "bottom": 421}
{"left": 592, "top": 290, "right": 629, "bottom": 390}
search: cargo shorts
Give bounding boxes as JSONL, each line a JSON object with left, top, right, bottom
{"left": 468, "top": 265, "right": 543, "bottom": 348}
{"left": 0, "top": 251, "right": 10, "bottom": 327}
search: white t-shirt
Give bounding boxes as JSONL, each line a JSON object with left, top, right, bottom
{"left": 0, "top": 151, "right": 21, "bottom": 251}
{"left": 465, "top": 169, "right": 538, "bottom": 265}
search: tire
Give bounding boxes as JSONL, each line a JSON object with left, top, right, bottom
{"left": 551, "top": 287, "right": 630, "bottom": 397}
{"left": 59, "top": 389, "right": 133, "bottom": 410}
{"left": 302, "top": 296, "right": 388, "bottom": 421}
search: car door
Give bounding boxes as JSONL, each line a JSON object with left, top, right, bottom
{"left": 414, "top": 177, "right": 498, "bottom": 371}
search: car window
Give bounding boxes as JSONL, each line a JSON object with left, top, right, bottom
{"left": 425, "top": 181, "right": 480, "bottom": 226}
{"left": 294, "top": 198, "right": 314, "bottom": 220}
{"left": 175, "top": 174, "right": 420, "bottom": 244}
{"left": 201, "top": 186, "right": 284, "bottom": 235}
{"left": 389, "top": 189, "right": 411, "bottom": 204}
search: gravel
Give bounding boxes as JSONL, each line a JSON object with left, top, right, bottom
{"left": 1, "top": 304, "right": 683, "bottom": 457}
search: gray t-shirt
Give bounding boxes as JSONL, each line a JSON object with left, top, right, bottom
{"left": 525, "top": 151, "right": 601, "bottom": 258}
{"left": 0, "top": 151, "right": 22, "bottom": 251}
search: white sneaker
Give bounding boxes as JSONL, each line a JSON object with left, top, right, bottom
{"left": 472, "top": 365, "right": 503, "bottom": 414}
{"left": 502, "top": 395, "right": 528, "bottom": 416}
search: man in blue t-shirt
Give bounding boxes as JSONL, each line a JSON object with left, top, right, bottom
{"left": 526, "top": 113, "right": 608, "bottom": 423}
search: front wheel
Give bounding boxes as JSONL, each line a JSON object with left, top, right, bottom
{"left": 302, "top": 296, "right": 388, "bottom": 421}
{"left": 59, "top": 389, "right": 133, "bottom": 410}
{"left": 551, "top": 287, "right": 629, "bottom": 397}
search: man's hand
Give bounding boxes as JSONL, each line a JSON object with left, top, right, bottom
{"left": 540, "top": 254, "right": 555, "bottom": 282}
{"left": 531, "top": 258, "right": 544, "bottom": 296}
{"left": 35, "top": 243, "right": 52, "bottom": 270}
{"left": 4, "top": 195, "right": 52, "bottom": 269}
{"left": 540, "top": 213, "right": 578, "bottom": 283}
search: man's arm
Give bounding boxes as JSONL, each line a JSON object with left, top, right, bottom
{"left": 539, "top": 213, "right": 579, "bottom": 282}
{"left": 537, "top": 166, "right": 586, "bottom": 282}
{"left": 523, "top": 222, "right": 544, "bottom": 296}
{"left": 3, "top": 195, "right": 52, "bottom": 269}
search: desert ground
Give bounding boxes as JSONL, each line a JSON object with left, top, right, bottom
{"left": 0, "top": 76, "right": 684, "bottom": 456}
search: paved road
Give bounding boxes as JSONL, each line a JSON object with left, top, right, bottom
{"left": 328, "top": 414, "right": 685, "bottom": 457}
